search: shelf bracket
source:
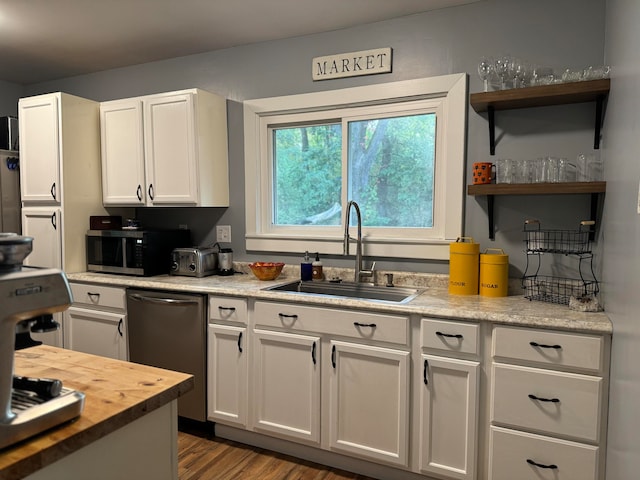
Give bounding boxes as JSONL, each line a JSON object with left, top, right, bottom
{"left": 589, "top": 193, "right": 599, "bottom": 241}
{"left": 488, "top": 106, "right": 496, "bottom": 155}
{"left": 594, "top": 94, "right": 605, "bottom": 149}
{"left": 487, "top": 194, "right": 495, "bottom": 240}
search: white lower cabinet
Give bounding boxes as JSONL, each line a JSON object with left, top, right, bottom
{"left": 207, "top": 324, "right": 248, "bottom": 427}
{"left": 203, "top": 297, "right": 611, "bottom": 480}
{"left": 489, "top": 325, "right": 609, "bottom": 480}
{"left": 252, "top": 329, "right": 321, "bottom": 445}
{"left": 207, "top": 296, "right": 249, "bottom": 428}
{"left": 418, "top": 318, "right": 480, "bottom": 480}
{"left": 489, "top": 426, "right": 599, "bottom": 480}
{"left": 419, "top": 354, "right": 479, "bottom": 480}
{"left": 250, "top": 300, "right": 411, "bottom": 468}
{"left": 328, "top": 340, "right": 410, "bottom": 466}
{"left": 63, "top": 283, "right": 127, "bottom": 360}
{"left": 64, "top": 306, "right": 127, "bottom": 360}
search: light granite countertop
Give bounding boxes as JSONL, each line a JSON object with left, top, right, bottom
{"left": 67, "top": 264, "right": 612, "bottom": 335}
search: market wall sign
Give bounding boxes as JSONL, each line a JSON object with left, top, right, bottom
{"left": 312, "top": 47, "right": 392, "bottom": 81}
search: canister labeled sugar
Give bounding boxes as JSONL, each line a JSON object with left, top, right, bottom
{"left": 479, "top": 249, "right": 509, "bottom": 297}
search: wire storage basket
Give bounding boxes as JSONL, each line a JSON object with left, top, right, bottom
{"left": 524, "top": 219, "right": 593, "bottom": 254}
{"left": 522, "top": 275, "right": 599, "bottom": 305}
{"left": 521, "top": 220, "right": 599, "bottom": 305}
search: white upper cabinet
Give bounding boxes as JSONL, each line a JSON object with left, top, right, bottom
{"left": 19, "top": 94, "right": 61, "bottom": 204}
{"left": 100, "top": 88, "right": 229, "bottom": 207}
{"left": 100, "top": 100, "right": 146, "bottom": 205}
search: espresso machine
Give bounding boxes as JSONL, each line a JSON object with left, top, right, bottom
{"left": 0, "top": 233, "right": 85, "bottom": 449}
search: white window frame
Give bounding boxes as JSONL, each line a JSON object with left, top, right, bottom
{"left": 244, "top": 73, "right": 467, "bottom": 260}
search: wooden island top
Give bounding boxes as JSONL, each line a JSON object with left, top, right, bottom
{"left": 0, "top": 345, "right": 194, "bottom": 480}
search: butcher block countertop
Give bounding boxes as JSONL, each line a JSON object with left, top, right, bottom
{"left": 0, "top": 346, "right": 194, "bottom": 480}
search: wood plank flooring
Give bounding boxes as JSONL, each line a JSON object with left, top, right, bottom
{"left": 178, "top": 423, "right": 376, "bottom": 480}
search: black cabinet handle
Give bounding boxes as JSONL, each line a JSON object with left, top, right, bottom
{"left": 526, "top": 459, "right": 558, "bottom": 470}
{"left": 237, "top": 332, "right": 243, "bottom": 353}
{"left": 87, "top": 292, "right": 100, "bottom": 301}
{"left": 50, "top": 212, "right": 57, "bottom": 230}
{"left": 278, "top": 313, "right": 298, "bottom": 319}
{"left": 353, "top": 322, "right": 376, "bottom": 328}
{"left": 117, "top": 318, "right": 123, "bottom": 337}
{"left": 528, "top": 393, "right": 560, "bottom": 403}
{"left": 50, "top": 182, "right": 56, "bottom": 201}
{"left": 312, "top": 342, "right": 316, "bottom": 365}
{"left": 331, "top": 345, "right": 336, "bottom": 369}
{"left": 530, "top": 341, "right": 562, "bottom": 349}
{"left": 423, "top": 359, "right": 429, "bottom": 385}
{"left": 148, "top": 184, "right": 154, "bottom": 201}
{"left": 218, "top": 306, "right": 237, "bottom": 312}
{"left": 136, "top": 185, "right": 143, "bottom": 201}
{"left": 436, "top": 331, "right": 463, "bottom": 339}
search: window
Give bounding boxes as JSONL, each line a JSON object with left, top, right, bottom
{"left": 244, "top": 74, "right": 467, "bottom": 260}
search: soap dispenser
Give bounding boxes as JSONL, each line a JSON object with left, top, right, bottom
{"left": 301, "top": 251, "right": 313, "bottom": 281}
{"left": 312, "top": 252, "right": 323, "bottom": 281}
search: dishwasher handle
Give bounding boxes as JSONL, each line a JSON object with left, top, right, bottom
{"left": 128, "top": 293, "right": 200, "bottom": 306}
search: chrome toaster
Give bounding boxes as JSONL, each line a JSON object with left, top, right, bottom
{"left": 170, "top": 247, "right": 218, "bottom": 277}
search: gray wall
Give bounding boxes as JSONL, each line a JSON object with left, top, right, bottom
{"left": 21, "top": 0, "right": 606, "bottom": 277}
{"left": 0, "top": 80, "right": 24, "bottom": 117}
{"left": 602, "top": 1, "right": 640, "bottom": 478}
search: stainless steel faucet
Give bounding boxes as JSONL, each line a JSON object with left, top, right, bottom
{"left": 343, "top": 200, "right": 375, "bottom": 283}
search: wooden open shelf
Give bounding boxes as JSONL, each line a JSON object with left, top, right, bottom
{"left": 470, "top": 79, "right": 610, "bottom": 154}
{"left": 467, "top": 182, "right": 606, "bottom": 240}
{"left": 467, "top": 181, "right": 606, "bottom": 196}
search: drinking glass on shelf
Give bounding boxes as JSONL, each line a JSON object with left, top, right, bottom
{"left": 577, "top": 153, "right": 595, "bottom": 181}
{"left": 478, "top": 57, "right": 494, "bottom": 92}
{"left": 494, "top": 57, "right": 510, "bottom": 90}
{"left": 495, "top": 158, "right": 513, "bottom": 184}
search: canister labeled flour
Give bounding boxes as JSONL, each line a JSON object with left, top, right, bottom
{"left": 449, "top": 237, "right": 479, "bottom": 295}
{"left": 480, "top": 248, "right": 509, "bottom": 297}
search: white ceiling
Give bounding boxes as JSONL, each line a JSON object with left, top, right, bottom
{"left": 0, "top": 0, "right": 479, "bottom": 85}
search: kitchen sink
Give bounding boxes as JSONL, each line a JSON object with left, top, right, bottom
{"left": 265, "top": 280, "right": 423, "bottom": 304}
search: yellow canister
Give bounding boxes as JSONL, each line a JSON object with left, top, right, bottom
{"left": 449, "top": 237, "right": 479, "bottom": 295}
{"left": 479, "top": 248, "right": 509, "bottom": 297}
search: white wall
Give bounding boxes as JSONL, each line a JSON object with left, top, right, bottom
{"left": 602, "top": 1, "right": 640, "bottom": 478}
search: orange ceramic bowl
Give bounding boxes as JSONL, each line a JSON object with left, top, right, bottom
{"left": 248, "top": 262, "right": 285, "bottom": 281}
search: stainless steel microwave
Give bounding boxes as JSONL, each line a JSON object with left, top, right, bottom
{"left": 86, "top": 229, "right": 190, "bottom": 276}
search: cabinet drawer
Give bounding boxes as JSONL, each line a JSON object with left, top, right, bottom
{"left": 70, "top": 283, "right": 126, "bottom": 310}
{"left": 489, "top": 426, "right": 598, "bottom": 480}
{"left": 253, "top": 301, "right": 408, "bottom": 345}
{"left": 491, "top": 363, "right": 603, "bottom": 443}
{"left": 492, "top": 325, "right": 604, "bottom": 373}
{"left": 209, "top": 296, "right": 248, "bottom": 324}
{"left": 421, "top": 318, "right": 479, "bottom": 356}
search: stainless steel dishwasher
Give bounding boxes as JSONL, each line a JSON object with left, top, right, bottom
{"left": 126, "top": 289, "right": 206, "bottom": 422}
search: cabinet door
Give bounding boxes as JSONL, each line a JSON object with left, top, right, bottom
{"left": 22, "top": 208, "right": 62, "bottom": 269}
{"left": 100, "top": 100, "right": 146, "bottom": 205}
{"left": 18, "top": 94, "right": 61, "bottom": 204}
{"left": 328, "top": 341, "right": 410, "bottom": 467}
{"left": 144, "top": 93, "right": 198, "bottom": 205}
{"left": 21, "top": 208, "right": 64, "bottom": 348}
{"left": 64, "top": 306, "right": 127, "bottom": 360}
{"left": 419, "top": 355, "right": 479, "bottom": 480}
{"left": 208, "top": 324, "right": 248, "bottom": 427}
{"left": 252, "top": 329, "right": 320, "bottom": 445}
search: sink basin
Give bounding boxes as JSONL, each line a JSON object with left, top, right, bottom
{"left": 265, "top": 281, "right": 422, "bottom": 304}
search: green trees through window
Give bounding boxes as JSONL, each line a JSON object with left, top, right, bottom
{"left": 273, "top": 113, "right": 436, "bottom": 228}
